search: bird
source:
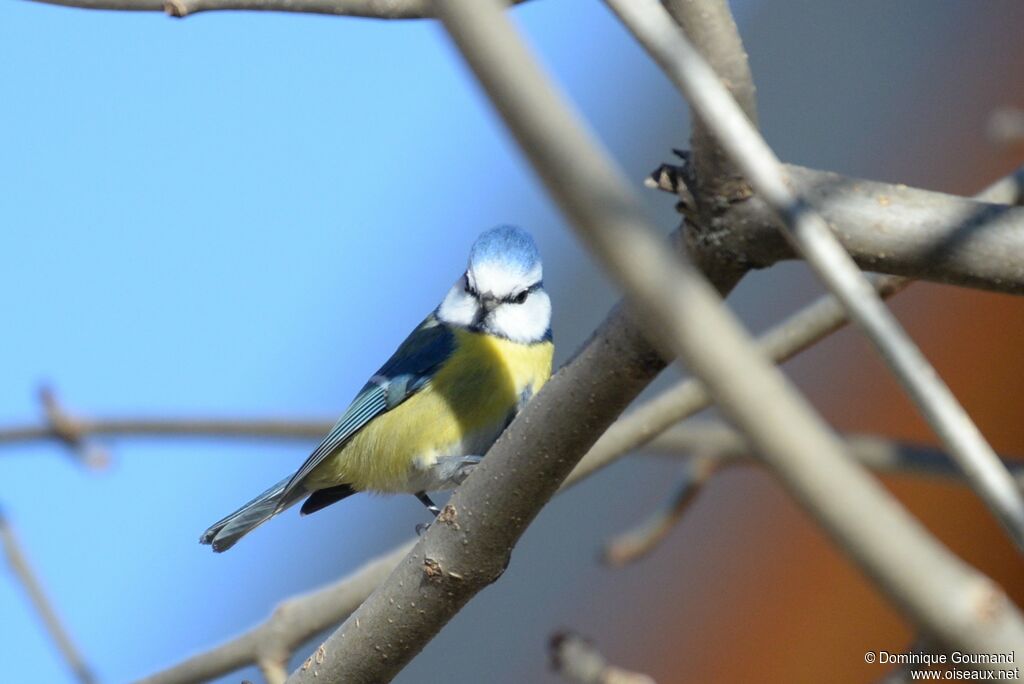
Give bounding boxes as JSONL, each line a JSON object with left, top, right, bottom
{"left": 200, "top": 225, "right": 554, "bottom": 552}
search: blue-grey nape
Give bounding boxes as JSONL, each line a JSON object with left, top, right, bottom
{"left": 469, "top": 225, "right": 541, "bottom": 274}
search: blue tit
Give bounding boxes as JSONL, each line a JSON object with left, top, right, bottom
{"left": 201, "top": 225, "right": 554, "bottom": 552}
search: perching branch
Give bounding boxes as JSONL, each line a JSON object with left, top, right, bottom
{"left": 1, "top": 509, "right": 96, "bottom": 684}
{"left": 549, "top": 631, "right": 656, "bottom": 684}
{"left": 22, "top": 0, "right": 529, "bottom": 19}
{"left": 607, "top": 0, "right": 1024, "bottom": 554}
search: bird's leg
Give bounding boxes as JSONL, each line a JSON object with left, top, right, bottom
{"left": 414, "top": 491, "right": 440, "bottom": 536}
{"left": 415, "top": 491, "right": 441, "bottom": 516}
{"left": 413, "top": 457, "right": 482, "bottom": 535}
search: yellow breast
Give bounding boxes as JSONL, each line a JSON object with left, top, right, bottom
{"left": 306, "top": 329, "right": 553, "bottom": 493}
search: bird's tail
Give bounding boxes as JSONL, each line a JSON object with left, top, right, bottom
{"left": 200, "top": 476, "right": 305, "bottom": 552}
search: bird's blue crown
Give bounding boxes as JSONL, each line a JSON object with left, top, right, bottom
{"left": 468, "top": 225, "right": 541, "bottom": 277}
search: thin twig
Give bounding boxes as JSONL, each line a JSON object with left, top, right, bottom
{"left": 21, "top": 0, "right": 530, "bottom": 18}
{"left": 606, "top": 0, "right": 1024, "bottom": 554}
{"left": 607, "top": 423, "right": 1024, "bottom": 567}
{"left": 1, "top": 509, "right": 96, "bottom": 684}
{"left": 602, "top": 454, "right": 718, "bottom": 567}
{"left": 549, "top": 631, "right": 656, "bottom": 684}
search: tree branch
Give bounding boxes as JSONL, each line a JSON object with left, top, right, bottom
{"left": 650, "top": 158, "right": 1024, "bottom": 295}
{"left": 1, "top": 508, "right": 96, "bottom": 684}
{"left": 608, "top": 0, "right": 1024, "bottom": 553}
{"left": 21, "top": 0, "right": 529, "bottom": 18}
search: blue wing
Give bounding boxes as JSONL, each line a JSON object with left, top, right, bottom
{"left": 276, "top": 314, "right": 455, "bottom": 509}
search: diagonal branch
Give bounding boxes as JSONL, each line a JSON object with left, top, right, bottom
{"left": 1, "top": 509, "right": 96, "bottom": 684}
{"left": 21, "top": 0, "right": 530, "bottom": 18}
{"left": 607, "top": 0, "right": 1024, "bottom": 553}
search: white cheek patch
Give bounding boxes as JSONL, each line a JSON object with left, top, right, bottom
{"left": 437, "top": 283, "right": 479, "bottom": 327}
{"left": 488, "top": 290, "right": 551, "bottom": 344}
{"left": 471, "top": 260, "right": 542, "bottom": 299}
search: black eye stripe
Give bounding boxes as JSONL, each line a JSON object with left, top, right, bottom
{"left": 502, "top": 281, "right": 542, "bottom": 305}
{"left": 467, "top": 280, "right": 542, "bottom": 304}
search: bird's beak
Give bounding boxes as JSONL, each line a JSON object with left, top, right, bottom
{"left": 472, "top": 293, "right": 499, "bottom": 326}
{"left": 479, "top": 294, "right": 499, "bottom": 312}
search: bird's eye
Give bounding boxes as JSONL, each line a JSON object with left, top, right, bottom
{"left": 512, "top": 290, "right": 528, "bottom": 305}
